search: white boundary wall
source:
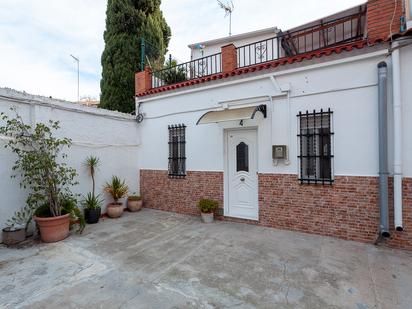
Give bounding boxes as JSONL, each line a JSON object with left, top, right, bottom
{"left": 0, "top": 89, "right": 140, "bottom": 239}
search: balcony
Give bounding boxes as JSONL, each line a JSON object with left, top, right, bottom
{"left": 136, "top": 10, "right": 366, "bottom": 95}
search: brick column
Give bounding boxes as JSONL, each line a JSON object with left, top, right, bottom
{"left": 221, "top": 44, "right": 237, "bottom": 73}
{"left": 367, "top": 0, "right": 403, "bottom": 43}
{"left": 135, "top": 66, "right": 152, "bottom": 95}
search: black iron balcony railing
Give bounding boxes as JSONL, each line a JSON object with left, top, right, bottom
{"left": 237, "top": 11, "right": 366, "bottom": 68}
{"left": 152, "top": 53, "right": 222, "bottom": 88}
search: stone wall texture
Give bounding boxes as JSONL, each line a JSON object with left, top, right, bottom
{"left": 140, "top": 169, "right": 412, "bottom": 250}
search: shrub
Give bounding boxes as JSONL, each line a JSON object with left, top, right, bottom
{"left": 198, "top": 199, "right": 219, "bottom": 213}
{"left": 104, "top": 176, "right": 128, "bottom": 203}
{"left": 0, "top": 108, "right": 83, "bottom": 232}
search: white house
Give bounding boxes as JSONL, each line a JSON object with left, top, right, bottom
{"left": 135, "top": 0, "right": 412, "bottom": 250}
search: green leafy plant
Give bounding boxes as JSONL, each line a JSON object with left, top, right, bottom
{"left": 198, "top": 199, "right": 219, "bottom": 214}
{"left": 82, "top": 155, "right": 102, "bottom": 212}
{"left": 0, "top": 108, "right": 82, "bottom": 231}
{"left": 83, "top": 155, "right": 100, "bottom": 197}
{"left": 162, "top": 59, "right": 187, "bottom": 85}
{"left": 104, "top": 176, "right": 129, "bottom": 204}
{"left": 5, "top": 204, "right": 34, "bottom": 231}
{"left": 82, "top": 192, "right": 103, "bottom": 210}
{"left": 128, "top": 195, "right": 142, "bottom": 201}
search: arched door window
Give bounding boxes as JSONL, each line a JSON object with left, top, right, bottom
{"left": 236, "top": 142, "right": 249, "bottom": 172}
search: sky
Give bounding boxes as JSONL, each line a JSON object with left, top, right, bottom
{"left": 0, "top": 0, "right": 365, "bottom": 102}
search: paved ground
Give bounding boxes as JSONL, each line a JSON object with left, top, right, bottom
{"left": 1, "top": 209, "right": 412, "bottom": 309}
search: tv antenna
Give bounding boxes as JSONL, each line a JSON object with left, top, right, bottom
{"left": 217, "top": 0, "right": 234, "bottom": 36}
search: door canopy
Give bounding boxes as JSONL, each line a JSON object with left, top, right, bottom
{"left": 196, "top": 104, "right": 267, "bottom": 125}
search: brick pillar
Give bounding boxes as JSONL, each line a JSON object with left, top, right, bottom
{"left": 135, "top": 66, "right": 152, "bottom": 95}
{"left": 367, "top": 0, "right": 403, "bottom": 43}
{"left": 221, "top": 44, "right": 237, "bottom": 73}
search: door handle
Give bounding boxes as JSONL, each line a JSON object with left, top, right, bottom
{"left": 240, "top": 177, "right": 245, "bottom": 182}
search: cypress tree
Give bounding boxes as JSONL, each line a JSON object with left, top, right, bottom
{"left": 100, "top": 0, "right": 170, "bottom": 113}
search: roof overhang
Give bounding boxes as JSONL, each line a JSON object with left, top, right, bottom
{"left": 196, "top": 104, "right": 267, "bottom": 125}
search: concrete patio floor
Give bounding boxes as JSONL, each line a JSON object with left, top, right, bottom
{"left": 1, "top": 209, "right": 411, "bottom": 309}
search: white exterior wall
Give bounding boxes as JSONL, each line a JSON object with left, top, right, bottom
{"left": 0, "top": 90, "right": 140, "bottom": 239}
{"left": 138, "top": 47, "right": 412, "bottom": 179}
{"left": 400, "top": 44, "right": 412, "bottom": 178}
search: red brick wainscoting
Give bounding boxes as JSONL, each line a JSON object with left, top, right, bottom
{"left": 259, "top": 174, "right": 412, "bottom": 250}
{"left": 140, "top": 170, "right": 223, "bottom": 216}
{"left": 140, "top": 170, "right": 412, "bottom": 250}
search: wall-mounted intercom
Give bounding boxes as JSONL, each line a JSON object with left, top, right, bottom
{"left": 272, "top": 145, "right": 287, "bottom": 159}
{"left": 272, "top": 145, "right": 289, "bottom": 166}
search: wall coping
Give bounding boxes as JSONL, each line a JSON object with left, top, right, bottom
{"left": 0, "top": 87, "right": 136, "bottom": 121}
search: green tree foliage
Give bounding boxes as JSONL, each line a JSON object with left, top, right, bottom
{"left": 100, "top": 0, "right": 171, "bottom": 113}
{"left": 0, "top": 108, "right": 84, "bottom": 233}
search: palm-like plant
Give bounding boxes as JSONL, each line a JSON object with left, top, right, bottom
{"left": 104, "top": 176, "right": 128, "bottom": 204}
{"left": 83, "top": 155, "right": 100, "bottom": 197}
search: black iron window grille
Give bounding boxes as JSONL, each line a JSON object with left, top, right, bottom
{"left": 168, "top": 124, "right": 186, "bottom": 178}
{"left": 297, "top": 109, "right": 334, "bottom": 184}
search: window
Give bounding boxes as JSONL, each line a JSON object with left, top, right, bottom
{"left": 236, "top": 142, "right": 249, "bottom": 172}
{"left": 168, "top": 124, "right": 186, "bottom": 178}
{"left": 297, "top": 109, "right": 334, "bottom": 184}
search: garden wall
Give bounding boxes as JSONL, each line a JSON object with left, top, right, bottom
{"left": 0, "top": 88, "right": 140, "bottom": 242}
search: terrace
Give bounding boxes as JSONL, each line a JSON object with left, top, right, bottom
{"left": 142, "top": 10, "right": 366, "bottom": 93}
{"left": 1, "top": 209, "right": 412, "bottom": 308}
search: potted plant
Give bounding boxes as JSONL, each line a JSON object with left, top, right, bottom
{"left": 104, "top": 176, "right": 128, "bottom": 218}
{"left": 2, "top": 204, "right": 34, "bottom": 246}
{"left": 82, "top": 156, "right": 102, "bottom": 224}
{"left": 198, "top": 199, "right": 219, "bottom": 223}
{"left": 127, "top": 193, "right": 143, "bottom": 212}
{"left": 82, "top": 193, "right": 103, "bottom": 224}
{"left": 0, "top": 108, "right": 84, "bottom": 243}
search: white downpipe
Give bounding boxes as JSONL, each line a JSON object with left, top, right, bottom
{"left": 392, "top": 41, "right": 403, "bottom": 231}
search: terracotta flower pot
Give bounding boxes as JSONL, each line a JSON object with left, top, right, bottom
{"left": 106, "top": 203, "right": 123, "bottom": 218}
{"left": 127, "top": 199, "right": 142, "bottom": 212}
{"left": 201, "top": 212, "right": 214, "bottom": 223}
{"left": 34, "top": 214, "right": 70, "bottom": 243}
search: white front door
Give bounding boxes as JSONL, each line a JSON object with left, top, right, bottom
{"left": 226, "top": 129, "right": 258, "bottom": 220}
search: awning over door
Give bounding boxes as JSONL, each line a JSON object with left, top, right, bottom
{"left": 196, "top": 104, "right": 267, "bottom": 125}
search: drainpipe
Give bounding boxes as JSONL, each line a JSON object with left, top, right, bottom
{"left": 377, "top": 61, "right": 390, "bottom": 238}
{"left": 392, "top": 42, "right": 403, "bottom": 231}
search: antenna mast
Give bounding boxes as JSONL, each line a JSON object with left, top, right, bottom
{"left": 217, "top": 0, "right": 234, "bottom": 36}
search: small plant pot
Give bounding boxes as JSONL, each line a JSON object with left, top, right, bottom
{"left": 34, "top": 214, "right": 70, "bottom": 243}
{"left": 200, "top": 212, "right": 214, "bottom": 223}
{"left": 2, "top": 227, "right": 26, "bottom": 246}
{"left": 127, "top": 199, "right": 143, "bottom": 212}
{"left": 106, "top": 203, "right": 123, "bottom": 218}
{"left": 84, "top": 208, "right": 101, "bottom": 224}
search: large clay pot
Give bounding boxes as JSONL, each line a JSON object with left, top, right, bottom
{"left": 2, "top": 227, "right": 26, "bottom": 246}
{"left": 34, "top": 214, "right": 70, "bottom": 243}
{"left": 127, "top": 199, "right": 142, "bottom": 212}
{"left": 106, "top": 203, "right": 123, "bottom": 218}
{"left": 200, "top": 212, "right": 214, "bottom": 223}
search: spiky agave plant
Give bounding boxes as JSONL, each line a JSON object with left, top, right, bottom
{"left": 82, "top": 192, "right": 103, "bottom": 210}
{"left": 104, "top": 176, "right": 129, "bottom": 204}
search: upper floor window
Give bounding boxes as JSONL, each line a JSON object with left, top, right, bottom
{"left": 297, "top": 109, "right": 334, "bottom": 185}
{"left": 168, "top": 124, "right": 186, "bottom": 178}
